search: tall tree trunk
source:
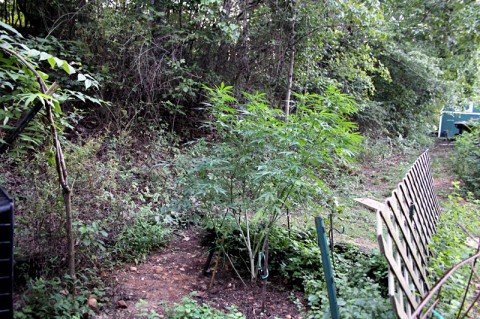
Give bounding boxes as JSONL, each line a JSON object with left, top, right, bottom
{"left": 285, "top": 47, "right": 295, "bottom": 118}
{"left": 284, "top": 0, "right": 296, "bottom": 118}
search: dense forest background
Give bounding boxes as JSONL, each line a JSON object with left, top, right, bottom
{"left": 2, "top": 0, "right": 480, "bottom": 139}
{"left": 1, "top": 1, "right": 480, "bottom": 318}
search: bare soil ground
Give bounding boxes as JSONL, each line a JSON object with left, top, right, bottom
{"left": 97, "top": 140, "right": 456, "bottom": 319}
{"left": 429, "top": 140, "right": 457, "bottom": 200}
{"left": 98, "top": 229, "right": 304, "bottom": 319}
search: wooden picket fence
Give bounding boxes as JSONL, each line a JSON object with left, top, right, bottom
{"left": 356, "top": 150, "right": 442, "bottom": 318}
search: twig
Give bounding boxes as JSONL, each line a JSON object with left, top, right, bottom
{"left": 411, "top": 252, "right": 480, "bottom": 317}
{"left": 209, "top": 236, "right": 225, "bottom": 289}
{"left": 460, "top": 290, "right": 480, "bottom": 319}
{"left": 225, "top": 252, "right": 247, "bottom": 288}
{"left": 261, "top": 239, "right": 269, "bottom": 313}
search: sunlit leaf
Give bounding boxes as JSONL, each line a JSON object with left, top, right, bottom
{"left": 63, "top": 62, "right": 75, "bottom": 74}
{"left": 39, "top": 52, "right": 51, "bottom": 61}
{"left": 0, "top": 21, "right": 23, "bottom": 37}
{"left": 85, "top": 79, "right": 92, "bottom": 89}
{"left": 37, "top": 71, "right": 49, "bottom": 80}
{"left": 27, "top": 49, "right": 41, "bottom": 57}
{"left": 54, "top": 57, "right": 64, "bottom": 68}
{"left": 47, "top": 57, "right": 56, "bottom": 68}
{"left": 24, "top": 94, "right": 37, "bottom": 107}
{"left": 53, "top": 101, "right": 62, "bottom": 114}
{"left": 1, "top": 81, "right": 13, "bottom": 90}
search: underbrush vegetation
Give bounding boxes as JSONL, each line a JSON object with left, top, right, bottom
{"left": 454, "top": 122, "right": 480, "bottom": 197}
{"left": 14, "top": 274, "right": 105, "bottom": 319}
{"left": 428, "top": 187, "right": 480, "bottom": 317}
{"left": 261, "top": 227, "right": 393, "bottom": 318}
{"left": 3, "top": 120, "right": 477, "bottom": 318}
{"left": 2, "top": 130, "right": 181, "bottom": 317}
{"left": 163, "top": 295, "right": 245, "bottom": 319}
{"left": 1, "top": 2, "right": 480, "bottom": 318}
{"left": 202, "top": 219, "right": 394, "bottom": 318}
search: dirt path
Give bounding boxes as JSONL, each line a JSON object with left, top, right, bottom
{"left": 98, "top": 228, "right": 303, "bottom": 319}
{"left": 430, "top": 140, "right": 457, "bottom": 201}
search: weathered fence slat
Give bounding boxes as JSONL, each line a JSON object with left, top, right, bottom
{"left": 393, "top": 187, "right": 429, "bottom": 268}
{"left": 396, "top": 184, "right": 429, "bottom": 264}
{"left": 356, "top": 150, "right": 441, "bottom": 318}
{"left": 381, "top": 201, "right": 427, "bottom": 295}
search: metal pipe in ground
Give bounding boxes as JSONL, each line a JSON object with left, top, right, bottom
{"left": 315, "top": 216, "right": 339, "bottom": 319}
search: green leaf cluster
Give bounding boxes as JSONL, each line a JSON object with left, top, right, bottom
{"left": 14, "top": 274, "right": 106, "bottom": 319}
{"left": 164, "top": 294, "right": 245, "bottom": 319}
{"left": 0, "top": 23, "right": 103, "bottom": 154}
{"left": 265, "top": 226, "right": 394, "bottom": 319}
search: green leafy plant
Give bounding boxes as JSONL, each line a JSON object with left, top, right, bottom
{"left": 181, "top": 83, "right": 362, "bottom": 280}
{"left": 454, "top": 122, "right": 480, "bottom": 197}
{"left": 428, "top": 185, "right": 480, "bottom": 317}
{"left": 114, "top": 205, "right": 171, "bottom": 263}
{"left": 267, "top": 226, "right": 394, "bottom": 319}
{"left": 75, "top": 220, "right": 110, "bottom": 269}
{"left": 14, "top": 274, "right": 106, "bottom": 319}
{"left": 0, "top": 22, "right": 102, "bottom": 154}
{"left": 134, "top": 300, "right": 163, "bottom": 319}
{"left": 164, "top": 294, "right": 245, "bottom": 319}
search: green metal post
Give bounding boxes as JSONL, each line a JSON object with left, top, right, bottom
{"left": 315, "top": 216, "right": 340, "bottom": 319}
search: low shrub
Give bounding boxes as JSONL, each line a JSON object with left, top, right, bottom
{"left": 164, "top": 294, "right": 245, "bottom": 319}
{"left": 454, "top": 122, "right": 480, "bottom": 197}
{"left": 428, "top": 186, "right": 480, "bottom": 317}
{"left": 267, "top": 226, "right": 394, "bottom": 318}
{"left": 114, "top": 205, "right": 172, "bottom": 263}
{"left": 181, "top": 84, "right": 363, "bottom": 281}
{"left": 14, "top": 274, "right": 106, "bottom": 319}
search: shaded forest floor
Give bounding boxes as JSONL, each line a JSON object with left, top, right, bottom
{"left": 99, "top": 229, "right": 305, "bottom": 319}
{"left": 96, "top": 141, "right": 457, "bottom": 319}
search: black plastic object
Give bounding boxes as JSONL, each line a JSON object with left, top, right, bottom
{"left": 0, "top": 187, "right": 13, "bottom": 319}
